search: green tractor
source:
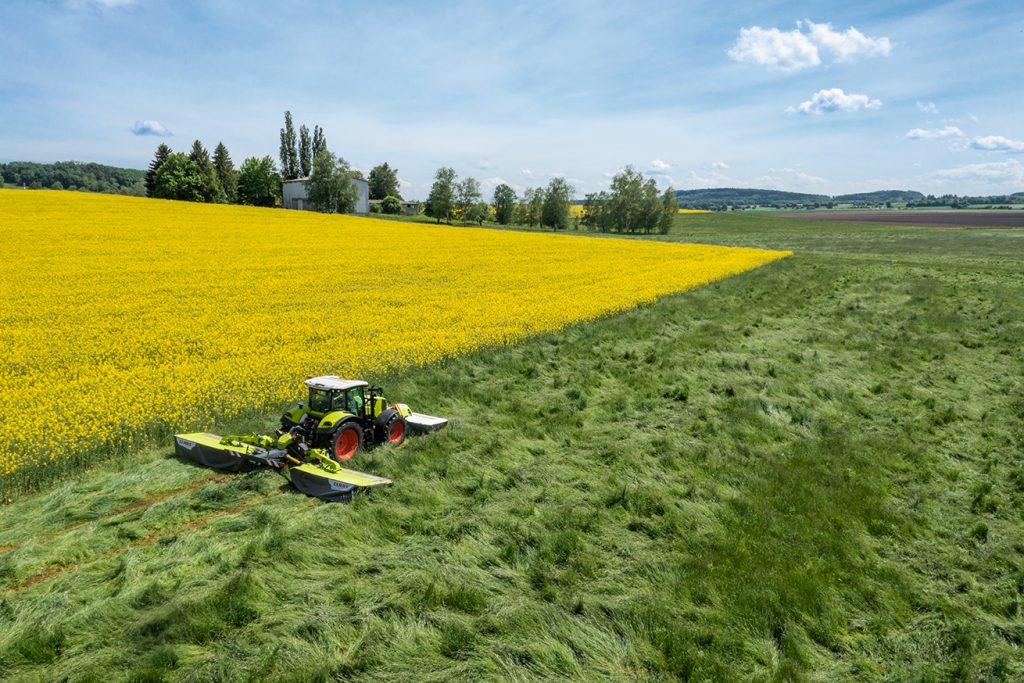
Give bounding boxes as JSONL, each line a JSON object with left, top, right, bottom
{"left": 174, "top": 376, "right": 447, "bottom": 502}
{"left": 279, "top": 376, "right": 447, "bottom": 463}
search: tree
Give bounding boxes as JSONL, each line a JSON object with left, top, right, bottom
{"left": 188, "top": 140, "right": 224, "bottom": 203}
{"left": 456, "top": 177, "right": 481, "bottom": 221}
{"left": 236, "top": 156, "right": 281, "bottom": 207}
{"left": 659, "top": 187, "right": 678, "bottom": 234}
{"left": 541, "top": 177, "right": 573, "bottom": 230}
{"left": 151, "top": 153, "right": 204, "bottom": 202}
{"left": 306, "top": 149, "right": 359, "bottom": 214}
{"left": 465, "top": 201, "right": 490, "bottom": 226}
{"left": 212, "top": 142, "right": 238, "bottom": 203}
{"left": 368, "top": 162, "right": 401, "bottom": 200}
{"left": 493, "top": 183, "right": 517, "bottom": 225}
{"left": 145, "top": 143, "right": 172, "bottom": 197}
{"left": 425, "top": 167, "right": 457, "bottom": 224}
{"left": 279, "top": 111, "right": 299, "bottom": 180}
{"left": 312, "top": 125, "right": 327, "bottom": 159}
{"left": 298, "top": 125, "right": 312, "bottom": 177}
{"left": 523, "top": 187, "right": 545, "bottom": 227}
{"left": 381, "top": 195, "right": 403, "bottom": 214}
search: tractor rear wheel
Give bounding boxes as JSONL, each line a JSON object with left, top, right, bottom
{"left": 331, "top": 423, "right": 363, "bottom": 462}
{"left": 385, "top": 415, "right": 408, "bottom": 446}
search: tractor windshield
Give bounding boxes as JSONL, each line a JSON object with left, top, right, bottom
{"left": 309, "top": 388, "right": 333, "bottom": 413}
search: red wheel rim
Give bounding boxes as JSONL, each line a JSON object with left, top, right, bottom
{"left": 335, "top": 429, "right": 358, "bottom": 460}
{"left": 388, "top": 420, "right": 405, "bottom": 444}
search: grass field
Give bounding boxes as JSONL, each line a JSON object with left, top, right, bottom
{"left": 0, "top": 210, "right": 1022, "bottom": 680}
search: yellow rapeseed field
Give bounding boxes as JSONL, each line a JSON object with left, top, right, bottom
{"left": 0, "top": 190, "right": 789, "bottom": 475}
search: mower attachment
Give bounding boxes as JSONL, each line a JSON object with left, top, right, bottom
{"left": 175, "top": 433, "right": 259, "bottom": 472}
{"left": 288, "top": 464, "right": 391, "bottom": 503}
{"left": 174, "top": 431, "right": 392, "bottom": 502}
{"left": 406, "top": 413, "right": 448, "bottom": 435}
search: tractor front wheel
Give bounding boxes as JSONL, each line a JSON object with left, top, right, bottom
{"left": 385, "top": 415, "right": 408, "bottom": 446}
{"left": 331, "top": 424, "right": 363, "bottom": 462}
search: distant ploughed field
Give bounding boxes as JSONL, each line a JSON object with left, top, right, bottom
{"left": 784, "top": 210, "right": 1024, "bottom": 228}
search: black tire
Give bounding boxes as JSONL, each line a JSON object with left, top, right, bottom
{"left": 330, "top": 422, "right": 363, "bottom": 462}
{"left": 383, "top": 414, "right": 408, "bottom": 447}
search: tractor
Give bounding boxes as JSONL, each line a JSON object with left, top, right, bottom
{"left": 174, "top": 375, "right": 447, "bottom": 502}
{"left": 280, "top": 376, "right": 447, "bottom": 463}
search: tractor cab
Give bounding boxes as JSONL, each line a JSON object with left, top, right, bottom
{"left": 303, "top": 376, "right": 369, "bottom": 418}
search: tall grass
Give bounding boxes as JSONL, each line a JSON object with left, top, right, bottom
{"left": 0, "top": 213, "right": 1022, "bottom": 680}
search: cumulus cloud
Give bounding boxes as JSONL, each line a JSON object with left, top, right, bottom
{"left": 916, "top": 101, "right": 938, "bottom": 114}
{"left": 648, "top": 159, "right": 672, "bottom": 175}
{"left": 130, "top": 120, "right": 172, "bottom": 137}
{"left": 788, "top": 88, "right": 881, "bottom": 115}
{"left": 905, "top": 126, "right": 965, "bottom": 140}
{"left": 711, "top": 161, "right": 729, "bottom": 170}
{"left": 728, "top": 20, "right": 890, "bottom": 71}
{"left": 520, "top": 169, "right": 533, "bottom": 178}
{"left": 968, "top": 135, "right": 1024, "bottom": 153}
{"left": 933, "top": 159, "right": 1024, "bottom": 185}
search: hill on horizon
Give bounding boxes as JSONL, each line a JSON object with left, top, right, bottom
{"left": 674, "top": 187, "right": 927, "bottom": 208}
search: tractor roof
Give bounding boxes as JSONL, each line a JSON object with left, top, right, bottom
{"left": 304, "top": 376, "right": 368, "bottom": 391}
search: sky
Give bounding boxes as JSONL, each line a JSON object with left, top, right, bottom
{"left": 1, "top": 0, "right": 1023, "bottom": 199}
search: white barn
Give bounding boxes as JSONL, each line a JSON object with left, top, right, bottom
{"left": 282, "top": 176, "right": 369, "bottom": 214}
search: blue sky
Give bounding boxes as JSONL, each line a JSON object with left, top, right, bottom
{"left": 2, "top": 0, "right": 1022, "bottom": 198}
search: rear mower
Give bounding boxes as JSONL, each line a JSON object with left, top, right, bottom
{"left": 174, "top": 376, "right": 447, "bottom": 502}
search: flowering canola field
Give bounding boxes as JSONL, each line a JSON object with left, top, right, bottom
{"left": 0, "top": 190, "right": 789, "bottom": 475}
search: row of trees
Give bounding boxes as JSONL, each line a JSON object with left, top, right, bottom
{"left": 423, "top": 168, "right": 575, "bottom": 229}
{"left": 419, "top": 166, "right": 677, "bottom": 233}
{"left": 145, "top": 141, "right": 280, "bottom": 207}
{"left": 1, "top": 161, "right": 145, "bottom": 195}
{"left": 279, "top": 111, "right": 327, "bottom": 180}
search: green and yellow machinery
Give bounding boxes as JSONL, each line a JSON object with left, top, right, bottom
{"left": 174, "top": 376, "right": 447, "bottom": 502}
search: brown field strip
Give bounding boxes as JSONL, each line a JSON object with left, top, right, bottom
{"left": 0, "top": 473, "right": 232, "bottom": 558}
{"left": 782, "top": 210, "right": 1024, "bottom": 228}
{"left": 0, "top": 490, "right": 283, "bottom": 597}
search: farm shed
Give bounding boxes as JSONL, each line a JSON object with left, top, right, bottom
{"left": 282, "top": 176, "right": 369, "bottom": 214}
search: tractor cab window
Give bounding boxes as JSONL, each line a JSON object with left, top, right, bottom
{"left": 309, "top": 388, "right": 333, "bottom": 413}
{"left": 346, "top": 387, "right": 365, "bottom": 415}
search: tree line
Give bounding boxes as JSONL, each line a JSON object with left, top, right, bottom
{"left": 420, "top": 165, "right": 676, "bottom": 234}
{"left": 1, "top": 161, "right": 145, "bottom": 195}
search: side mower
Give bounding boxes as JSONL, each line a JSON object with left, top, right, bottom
{"left": 174, "top": 376, "right": 447, "bottom": 502}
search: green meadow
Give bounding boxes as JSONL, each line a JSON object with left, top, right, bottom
{"left": 1, "top": 212, "right": 1022, "bottom": 681}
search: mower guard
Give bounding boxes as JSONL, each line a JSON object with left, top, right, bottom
{"left": 406, "top": 412, "right": 448, "bottom": 435}
{"left": 175, "top": 432, "right": 258, "bottom": 472}
{"left": 287, "top": 464, "right": 391, "bottom": 502}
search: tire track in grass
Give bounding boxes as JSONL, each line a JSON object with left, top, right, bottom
{"left": 0, "top": 490, "right": 284, "bottom": 597}
{"left": 0, "top": 473, "right": 232, "bottom": 558}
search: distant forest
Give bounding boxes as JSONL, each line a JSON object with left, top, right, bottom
{"left": 676, "top": 187, "right": 1024, "bottom": 210}
{"left": 0, "top": 161, "right": 145, "bottom": 195}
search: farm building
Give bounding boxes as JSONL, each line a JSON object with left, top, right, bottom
{"left": 282, "top": 176, "right": 369, "bottom": 213}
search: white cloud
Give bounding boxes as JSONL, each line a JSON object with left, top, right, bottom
{"left": 788, "top": 88, "right": 881, "bottom": 115}
{"left": 520, "top": 169, "right": 533, "bottom": 178}
{"left": 969, "top": 113, "right": 980, "bottom": 123}
{"left": 728, "top": 20, "right": 890, "bottom": 71}
{"left": 475, "top": 160, "right": 496, "bottom": 170}
{"left": 650, "top": 159, "right": 671, "bottom": 171}
{"left": 728, "top": 26, "right": 819, "bottom": 70}
{"left": 933, "top": 159, "right": 1024, "bottom": 185}
{"left": 916, "top": 101, "right": 938, "bottom": 114}
{"left": 130, "top": 120, "right": 172, "bottom": 137}
{"left": 968, "top": 135, "right": 1024, "bottom": 153}
{"left": 804, "top": 21, "right": 891, "bottom": 62}
{"left": 905, "top": 126, "right": 965, "bottom": 140}
{"left": 711, "top": 161, "right": 729, "bottom": 170}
